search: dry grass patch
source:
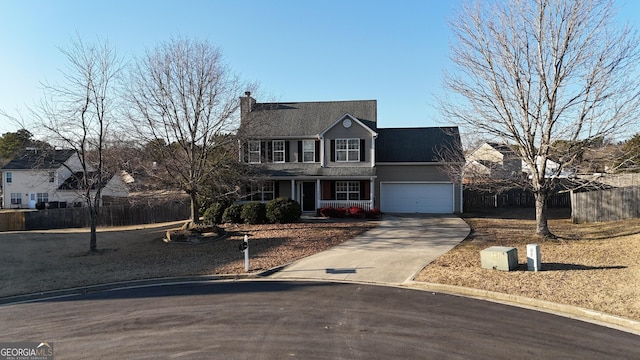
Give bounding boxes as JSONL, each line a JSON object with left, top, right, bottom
{"left": 0, "top": 219, "right": 378, "bottom": 298}
{"left": 416, "top": 208, "right": 640, "bottom": 321}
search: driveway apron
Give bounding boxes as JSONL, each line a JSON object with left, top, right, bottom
{"left": 269, "top": 214, "right": 470, "bottom": 284}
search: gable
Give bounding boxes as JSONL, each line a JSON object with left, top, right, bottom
{"left": 320, "top": 114, "right": 378, "bottom": 138}
{"left": 241, "top": 100, "right": 377, "bottom": 137}
{"left": 375, "top": 127, "right": 463, "bottom": 163}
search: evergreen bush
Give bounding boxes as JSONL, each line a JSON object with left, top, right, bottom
{"left": 266, "top": 197, "right": 302, "bottom": 223}
{"left": 241, "top": 202, "right": 267, "bottom": 224}
{"left": 222, "top": 203, "right": 244, "bottom": 223}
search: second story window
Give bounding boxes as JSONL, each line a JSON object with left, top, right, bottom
{"left": 303, "top": 140, "right": 315, "bottom": 162}
{"left": 336, "top": 139, "right": 360, "bottom": 162}
{"left": 6, "top": 172, "right": 12, "bottom": 184}
{"left": 248, "top": 140, "right": 261, "bottom": 163}
{"left": 273, "top": 140, "right": 285, "bottom": 163}
{"left": 48, "top": 172, "right": 55, "bottom": 183}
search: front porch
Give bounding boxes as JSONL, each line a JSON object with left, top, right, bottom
{"left": 289, "top": 178, "right": 375, "bottom": 212}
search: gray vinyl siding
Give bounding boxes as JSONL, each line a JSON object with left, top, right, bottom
{"left": 323, "top": 124, "right": 373, "bottom": 167}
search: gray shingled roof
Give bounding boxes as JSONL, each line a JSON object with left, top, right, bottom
{"left": 1, "top": 149, "right": 76, "bottom": 170}
{"left": 375, "top": 127, "right": 464, "bottom": 162}
{"left": 242, "top": 100, "right": 377, "bottom": 137}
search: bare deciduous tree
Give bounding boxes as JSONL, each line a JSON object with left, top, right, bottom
{"left": 125, "top": 37, "right": 251, "bottom": 224}
{"left": 441, "top": 0, "right": 640, "bottom": 237}
{"left": 33, "top": 36, "right": 123, "bottom": 251}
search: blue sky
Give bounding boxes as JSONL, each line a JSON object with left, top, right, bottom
{"left": 1, "top": 0, "right": 639, "bottom": 137}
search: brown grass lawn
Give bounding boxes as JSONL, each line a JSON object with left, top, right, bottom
{"left": 416, "top": 208, "right": 640, "bottom": 321}
{"left": 0, "top": 220, "right": 377, "bottom": 299}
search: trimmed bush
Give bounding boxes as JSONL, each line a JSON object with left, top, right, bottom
{"left": 266, "top": 197, "right": 302, "bottom": 223}
{"left": 203, "top": 202, "right": 227, "bottom": 224}
{"left": 348, "top": 206, "right": 366, "bottom": 218}
{"left": 222, "top": 203, "right": 244, "bottom": 223}
{"left": 241, "top": 202, "right": 267, "bottom": 224}
{"left": 319, "top": 207, "right": 347, "bottom": 218}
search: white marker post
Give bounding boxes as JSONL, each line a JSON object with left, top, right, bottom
{"left": 243, "top": 234, "right": 249, "bottom": 272}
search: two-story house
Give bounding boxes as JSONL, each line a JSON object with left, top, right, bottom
{"left": 238, "top": 92, "right": 464, "bottom": 213}
{"left": 1, "top": 148, "right": 128, "bottom": 209}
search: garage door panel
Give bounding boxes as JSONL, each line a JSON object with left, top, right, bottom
{"left": 381, "top": 183, "right": 453, "bottom": 213}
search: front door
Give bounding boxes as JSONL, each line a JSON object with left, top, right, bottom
{"left": 301, "top": 182, "right": 316, "bottom": 212}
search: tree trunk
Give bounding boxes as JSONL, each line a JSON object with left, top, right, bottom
{"left": 89, "top": 206, "right": 98, "bottom": 252}
{"left": 190, "top": 193, "right": 201, "bottom": 224}
{"left": 534, "top": 191, "right": 553, "bottom": 238}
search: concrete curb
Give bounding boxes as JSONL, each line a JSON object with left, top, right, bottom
{"left": 404, "top": 281, "right": 640, "bottom": 336}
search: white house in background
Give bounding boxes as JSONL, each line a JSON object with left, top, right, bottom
{"left": 0, "top": 149, "right": 129, "bottom": 209}
{"left": 522, "top": 156, "right": 576, "bottom": 179}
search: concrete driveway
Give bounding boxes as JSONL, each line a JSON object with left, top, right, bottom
{"left": 269, "top": 214, "right": 470, "bottom": 284}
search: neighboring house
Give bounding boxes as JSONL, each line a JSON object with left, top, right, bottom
{"left": 464, "top": 143, "right": 523, "bottom": 181}
{"left": 0, "top": 149, "right": 129, "bottom": 209}
{"left": 464, "top": 142, "right": 575, "bottom": 182}
{"left": 237, "top": 93, "right": 464, "bottom": 213}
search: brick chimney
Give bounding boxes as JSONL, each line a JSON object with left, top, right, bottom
{"left": 240, "top": 91, "right": 256, "bottom": 121}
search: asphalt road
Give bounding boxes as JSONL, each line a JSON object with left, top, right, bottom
{"left": 1, "top": 280, "right": 638, "bottom": 359}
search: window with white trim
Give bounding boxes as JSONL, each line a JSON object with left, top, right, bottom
{"left": 6, "top": 172, "right": 12, "bottom": 184}
{"left": 48, "top": 172, "right": 55, "bottom": 183}
{"left": 10, "top": 193, "right": 22, "bottom": 205}
{"left": 336, "top": 139, "right": 360, "bottom": 162}
{"left": 273, "top": 140, "right": 285, "bottom": 163}
{"left": 37, "top": 193, "right": 49, "bottom": 203}
{"left": 303, "top": 140, "right": 315, "bottom": 162}
{"left": 336, "top": 181, "right": 360, "bottom": 200}
{"left": 250, "top": 181, "right": 275, "bottom": 201}
{"left": 248, "top": 140, "right": 261, "bottom": 163}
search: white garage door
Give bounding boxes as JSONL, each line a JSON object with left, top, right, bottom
{"left": 380, "top": 183, "right": 454, "bottom": 213}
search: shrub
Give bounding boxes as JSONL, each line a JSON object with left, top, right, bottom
{"left": 241, "top": 202, "right": 267, "bottom": 224}
{"left": 266, "top": 197, "right": 302, "bottom": 223}
{"left": 348, "top": 206, "right": 366, "bottom": 218}
{"left": 203, "top": 202, "right": 228, "bottom": 224}
{"left": 319, "top": 207, "right": 347, "bottom": 218}
{"left": 222, "top": 203, "right": 244, "bottom": 223}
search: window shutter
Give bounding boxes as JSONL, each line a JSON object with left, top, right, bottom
{"left": 285, "top": 141, "right": 290, "bottom": 162}
{"left": 330, "top": 181, "right": 336, "bottom": 200}
{"left": 297, "top": 141, "right": 303, "bottom": 162}
{"left": 360, "top": 181, "right": 366, "bottom": 199}
{"left": 266, "top": 141, "right": 273, "bottom": 162}
{"left": 274, "top": 181, "right": 280, "bottom": 198}
{"left": 360, "top": 139, "right": 366, "bottom": 162}
{"left": 315, "top": 140, "right": 320, "bottom": 162}
{"left": 331, "top": 140, "right": 335, "bottom": 162}
{"left": 260, "top": 141, "right": 267, "bottom": 163}
{"left": 243, "top": 142, "right": 248, "bottom": 163}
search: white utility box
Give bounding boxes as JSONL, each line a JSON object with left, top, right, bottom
{"left": 527, "top": 244, "right": 541, "bottom": 272}
{"left": 480, "top": 246, "right": 518, "bottom": 271}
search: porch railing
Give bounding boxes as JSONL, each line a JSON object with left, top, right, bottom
{"left": 318, "top": 200, "right": 373, "bottom": 211}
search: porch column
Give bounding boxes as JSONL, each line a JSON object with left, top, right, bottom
{"left": 291, "top": 179, "right": 295, "bottom": 200}
{"left": 369, "top": 177, "right": 375, "bottom": 210}
{"left": 316, "top": 178, "right": 321, "bottom": 210}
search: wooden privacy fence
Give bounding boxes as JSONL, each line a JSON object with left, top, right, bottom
{"left": 571, "top": 187, "right": 640, "bottom": 223}
{"left": 464, "top": 188, "right": 570, "bottom": 210}
{"left": 0, "top": 201, "right": 190, "bottom": 231}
